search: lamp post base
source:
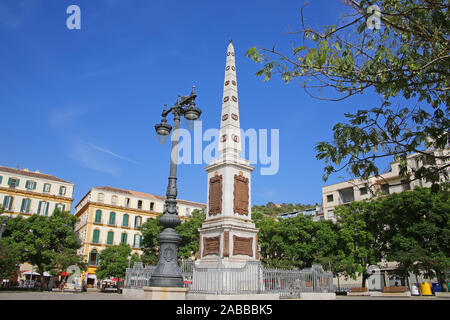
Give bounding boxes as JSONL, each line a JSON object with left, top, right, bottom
{"left": 149, "top": 227, "right": 184, "bottom": 288}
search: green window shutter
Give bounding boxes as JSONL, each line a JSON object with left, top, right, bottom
{"left": 93, "top": 230, "right": 99, "bottom": 243}
{"left": 26, "top": 199, "right": 30, "bottom": 213}
{"left": 37, "top": 201, "right": 42, "bottom": 215}
{"left": 121, "top": 233, "right": 127, "bottom": 244}
{"left": 2, "top": 196, "right": 7, "bottom": 207}
{"left": 107, "top": 231, "right": 114, "bottom": 245}
{"left": 7, "top": 178, "right": 11, "bottom": 186}
{"left": 95, "top": 210, "right": 102, "bottom": 223}
{"left": 123, "top": 214, "right": 129, "bottom": 227}
{"left": 25, "top": 180, "right": 30, "bottom": 189}
{"left": 45, "top": 202, "right": 49, "bottom": 216}
{"left": 20, "top": 199, "right": 26, "bottom": 212}
{"left": 0, "top": 176, "right": 2, "bottom": 184}
{"left": 109, "top": 212, "right": 115, "bottom": 225}
{"left": 16, "top": 179, "right": 19, "bottom": 187}
{"left": 62, "top": 204, "right": 65, "bottom": 211}
{"left": 33, "top": 182, "right": 37, "bottom": 190}
{"left": 8, "top": 197, "right": 13, "bottom": 210}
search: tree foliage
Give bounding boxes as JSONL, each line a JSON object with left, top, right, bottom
{"left": 247, "top": 0, "right": 449, "bottom": 190}
{"left": 140, "top": 209, "right": 206, "bottom": 264}
{"left": 95, "top": 244, "right": 132, "bottom": 280}
{"left": 2, "top": 208, "right": 81, "bottom": 288}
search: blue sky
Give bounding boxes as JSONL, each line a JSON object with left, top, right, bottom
{"left": 0, "top": 0, "right": 392, "bottom": 209}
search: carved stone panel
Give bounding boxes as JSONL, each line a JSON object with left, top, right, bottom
{"left": 209, "top": 175, "right": 222, "bottom": 216}
{"left": 233, "top": 174, "right": 249, "bottom": 215}
{"left": 223, "top": 231, "right": 230, "bottom": 257}
{"left": 232, "top": 235, "right": 253, "bottom": 257}
{"left": 203, "top": 235, "right": 220, "bottom": 257}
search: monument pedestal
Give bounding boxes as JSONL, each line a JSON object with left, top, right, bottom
{"left": 142, "top": 286, "right": 187, "bottom": 300}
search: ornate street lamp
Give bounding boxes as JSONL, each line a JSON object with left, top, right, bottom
{"left": 150, "top": 85, "right": 201, "bottom": 287}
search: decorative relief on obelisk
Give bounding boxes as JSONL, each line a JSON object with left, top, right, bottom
{"left": 232, "top": 235, "right": 253, "bottom": 257}
{"left": 203, "top": 235, "right": 220, "bottom": 257}
{"left": 209, "top": 175, "right": 222, "bottom": 216}
{"left": 233, "top": 174, "right": 249, "bottom": 215}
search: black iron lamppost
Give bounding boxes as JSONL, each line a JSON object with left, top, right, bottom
{"left": 150, "top": 86, "right": 201, "bottom": 287}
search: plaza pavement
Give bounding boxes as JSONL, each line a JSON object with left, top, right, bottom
{"left": 0, "top": 291, "right": 449, "bottom": 300}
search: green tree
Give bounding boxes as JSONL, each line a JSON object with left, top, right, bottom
{"left": 140, "top": 215, "right": 163, "bottom": 265}
{"left": 3, "top": 208, "right": 81, "bottom": 289}
{"left": 140, "top": 209, "right": 206, "bottom": 264}
{"left": 95, "top": 244, "right": 132, "bottom": 280}
{"left": 378, "top": 187, "right": 450, "bottom": 289}
{"left": 334, "top": 200, "right": 383, "bottom": 287}
{"left": 247, "top": 0, "right": 449, "bottom": 190}
{"left": 176, "top": 209, "right": 206, "bottom": 260}
{"left": 0, "top": 240, "right": 20, "bottom": 282}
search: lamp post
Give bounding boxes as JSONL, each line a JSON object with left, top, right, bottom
{"left": 150, "top": 85, "right": 201, "bottom": 287}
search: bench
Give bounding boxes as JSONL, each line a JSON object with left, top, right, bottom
{"left": 383, "top": 286, "right": 408, "bottom": 293}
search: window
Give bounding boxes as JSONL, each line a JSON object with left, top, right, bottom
{"left": 0, "top": 176, "right": 2, "bottom": 185}
{"left": 125, "top": 198, "right": 130, "bottom": 208}
{"left": 55, "top": 203, "right": 65, "bottom": 211}
{"left": 122, "top": 214, "right": 129, "bottom": 227}
{"left": 107, "top": 231, "right": 114, "bottom": 245}
{"left": 92, "top": 230, "right": 100, "bottom": 243}
{"left": 150, "top": 202, "right": 155, "bottom": 211}
{"left": 186, "top": 208, "right": 190, "bottom": 217}
{"left": 3, "top": 196, "right": 13, "bottom": 211}
{"left": 381, "top": 184, "right": 390, "bottom": 194}
{"left": 38, "top": 201, "right": 49, "bottom": 216}
{"left": 133, "top": 234, "right": 142, "bottom": 248}
{"left": 327, "top": 194, "right": 334, "bottom": 202}
{"left": 134, "top": 216, "right": 142, "bottom": 228}
{"left": 89, "top": 250, "right": 98, "bottom": 265}
{"left": 43, "top": 183, "right": 51, "bottom": 193}
{"left": 360, "top": 187, "right": 368, "bottom": 195}
{"left": 137, "top": 200, "right": 143, "bottom": 210}
{"left": 109, "top": 212, "right": 116, "bottom": 225}
{"left": 97, "top": 193, "right": 104, "bottom": 202}
{"left": 95, "top": 210, "right": 102, "bottom": 223}
{"left": 401, "top": 180, "right": 411, "bottom": 191}
{"left": 20, "top": 199, "right": 31, "bottom": 213}
{"left": 26, "top": 180, "right": 36, "bottom": 190}
{"left": 8, "top": 178, "right": 20, "bottom": 189}
{"left": 121, "top": 233, "right": 128, "bottom": 244}
{"left": 327, "top": 210, "right": 335, "bottom": 219}
{"left": 111, "top": 195, "right": 118, "bottom": 205}
{"left": 59, "top": 186, "right": 66, "bottom": 196}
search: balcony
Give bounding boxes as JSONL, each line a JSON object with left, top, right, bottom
{"left": 338, "top": 188, "right": 355, "bottom": 204}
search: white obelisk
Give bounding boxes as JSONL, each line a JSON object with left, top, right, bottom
{"left": 196, "top": 40, "right": 259, "bottom": 269}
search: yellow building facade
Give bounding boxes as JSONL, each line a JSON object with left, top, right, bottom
{"left": 0, "top": 166, "right": 74, "bottom": 217}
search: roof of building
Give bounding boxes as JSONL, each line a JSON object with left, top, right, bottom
{"left": 93, "top": 186, "right": 206, "bottom": 207}
{"left": 0, "top": 166, "right": 72, "bottom": 184}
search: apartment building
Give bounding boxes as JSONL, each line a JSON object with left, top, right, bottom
{"left": 74, "top": 186, "right": 206, "bottom": 284}
{"left": 0, "top": 166, "right": 74, "bottom": 217}
{"left": 322, "top": 150, "right": 449, "bottom": 221}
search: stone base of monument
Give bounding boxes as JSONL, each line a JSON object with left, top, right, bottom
{"left": 142, "top": 286, "right": 188, "bottom": 300}
{"left": 122, "top": 288, "right": 145, "bottom": 299}
{"left": 187, "top": 293, "right": 279, "bottom": 300}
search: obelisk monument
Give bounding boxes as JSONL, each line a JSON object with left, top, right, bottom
{"left": 196, "top": 40, "right": 259, "bottom": 268}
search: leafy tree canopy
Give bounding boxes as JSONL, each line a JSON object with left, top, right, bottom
{"left": 95, "top": 244, "right": 132, "bottom": 280}
{"left": 247, "top": 0, "right": 449, "bottom": 190}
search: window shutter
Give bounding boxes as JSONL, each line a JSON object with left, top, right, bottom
{"left": 3, "top": 196, "right": 8, "bottom": 208}
{"left": 16, "top": 179, "right": 19, "bottom": 187}
{"left": 7, "top": 178, "right": 11, "bottom": 186}
{"left": 8, "top": 197, "right": 13, "bottom": 210}
{"left": 45, "top": 202, "right": 49, "bottom": 216}
{"left": 33, "top": 182, "right": 37, "bottom": 190}
{"left": 37, "top": 201, "right": 42, "bottom": 215}
{"left": 26, "top": 199, "right": 30, "bottom": 213}
{"left": 93, "top": 230, "right": 99, "bottom": 243}
{"left": 123, "top": 214, "right": 129, "bottom": 227}
{"left": 0, "top": 176, "right": 2, "bottom": 184}
{"left": 20, "top": 199, "right": 26, "bottom": 212}
{"left": 62, "top": 204, "right": 65, "bottom": 211}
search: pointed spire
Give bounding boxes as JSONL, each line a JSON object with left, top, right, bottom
{"left": 219, "top": 40, "right": 241, "bottom": 157}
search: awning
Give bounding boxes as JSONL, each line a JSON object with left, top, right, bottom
{"left": 22, "top": 271, "right": 52, "bottom": 277}
{"left": 87, "top": 274, "right": 97, "bottom": 279}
